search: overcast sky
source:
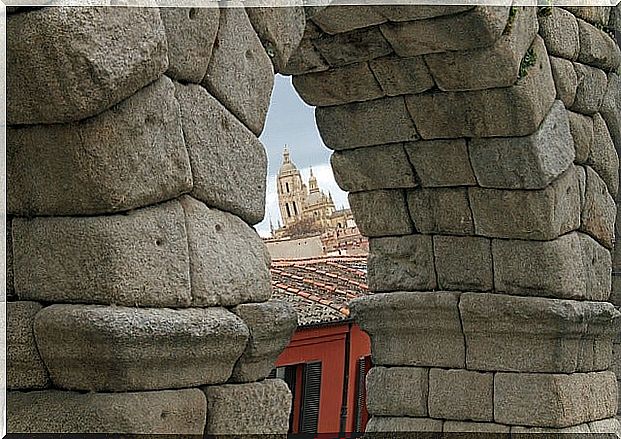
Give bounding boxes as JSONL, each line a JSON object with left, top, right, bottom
{"left": 255, "top": 75, "right": 349, "bottom": 237}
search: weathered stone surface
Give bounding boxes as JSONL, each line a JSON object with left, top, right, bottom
{"left": 317, "top": 96, "right": 419, "bottom": 150}
{"left": 368, "top": 235, "right": 436, "bottom": 292}
{"left": 366, "top": 366, "right": 428, "bottom": 417}
{"left": 407, "top": 36, "right": 555, "bottom": 139}
{"left": 313, "top": 26, "right": 393, "bottom": 67}
{"left": 310, "top": 5, "right": 386, "bottom": 34}
{"left": 469, "top": 100, "right": 574, "bottom": 190}
{"left": 510, "top": 424, "right": 592, "bottom": 434}
{"left": 572, "top": 62, "right": 607, "bottom": 115}
{"left": 349, "top": 190, "right": 413, "bottom": 237}
{"left": 174, "top": 83, "right": 266, "bottom": 225}
{"left": 577, "top": 18, "right": 621, "bottom": 72}
{"left": 160, "top": 7, "right": 219, "bottom": 83}
{"left": 428, "top": 369, "right": 493, "bottom": 422}
{"left": 230, "top": 300, "right": 297, "bottom": 383}
{"left": 493, "top": 232, "right": 610, "bottom": 301}
{"left": 443, "top": 421, "right": 510, "bottom": 433}
{"left": 34, "top": 304, "right": 249, "bottom": 392}
{"left": 202, "top": 7, "right": 274, "bottom": 135}
{"left": 568, "top": 111, "right": 594, "bottom": 163}
{"left": 550, "top": 56, "right": 578, "bottom": 108}
{"left": 13, "top": 200, "right": 191, "bottom": 307}
{"left": 7, "top": 218, "right": 14, "bottom": 297}
{"left": 538, "top": 7, "right": 580, "bottom": 60}
{"left": 331, "top": 143, "right": 417, "bottom": 192}
{"left": 8, "top": 301, "right": 49, "bottom": 390}
{"left": 588, "top": 418, "right": 621, "bottom": 434}
{"left": 407, "top": 188, "right": 474, "bottom": 235}
{"left": 292, "top": 62, "right": 383, "bottom": 107}
{"left": 369, "top": 55, "right": 435, "bottom": 97}
{"left": 405, "top": 139, "right": 476, "bottom": 187}
{"left": 247, "top": 6, "right": 305, "bottom": 73}
{"left": 8, "top": 76, "right": 192, "bottom": 217}
{"left": 460, "top": 293, "right": 621, "bottom": 373}
{"left": 380, "top": 6, "right": 510, "bottom": 57}
{"left": 564, "top": 6, "right": 610, "bottom": 26}
{"left": 8, "top": 389, "right": 207, "bottom": 434}
{"left": 601, "top": 73, "right": 621, "bottom": 152}
{"left": 365, "top": 417, "right": 443, "bottom": 432}
{"left": 180, "top": 196, "right": 271, "bottom": 307}
{"left": 424, "top": 6, "right": 538, "bottom": 91}
{"left": 587, "top": 113, "right": 619, "bottom": 197}
{"left": 7, "top": 7, "right": 167, "bottom": 125}
{"left": 581, "top": 166, "right": 616, "bottom": 249}
{"left": 351, "top": 292, "right": 465, "bottom": 368}
{"left": 577, "top": 233, "right": 612, "bottom": 303}
{"left": 281, "top": 25, "right": 329, "bottom": 75}
{"left": 494, "top": 371, "right": 617, "bottom": 427}
{"left": 469, "top": 166, "right": 581, "bottom": 240}
{"left": 203, "top": 380, "right": 291, "bottom": 435}
{"left": 379, "top": 5, "right": 474, "bottom": 22}
{"left": 434, "top": 236, "right": 493, "bottom": 292}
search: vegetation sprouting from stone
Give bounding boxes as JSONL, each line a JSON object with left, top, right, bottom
{"left": 519, "top": 47, "right": 537, "bottom": 79}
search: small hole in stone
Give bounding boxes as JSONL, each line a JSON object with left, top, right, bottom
{"left": 245, "top": 49, "right": 253, "bottom": 61}
{"left": 161, "top": 411, "right": 169, "bottom": 419}
{"left": 156, "top": 239, "right": 163, "bottom": 246}
{"left": 188, "top": 8, "right": 198, "bottom": 19}
{"left": 215, "top": 224, "right": 222, "bottom": 232}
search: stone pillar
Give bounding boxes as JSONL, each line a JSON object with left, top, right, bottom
{"left": 290, "top": 5, "right": 621, "bottom": 433}
{"left": 6, "top": 6, "right": 300, "bottom": 434}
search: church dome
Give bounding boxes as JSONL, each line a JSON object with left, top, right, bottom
{"left": 278, "top": 145, "right": 299, "bottom": 175}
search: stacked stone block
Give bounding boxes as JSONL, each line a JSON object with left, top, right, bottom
{"left": 288, "top": 4, "right": 621, "bottom": 433}
{"left": 6, "top": 5, "right": 300, "bottom": 434}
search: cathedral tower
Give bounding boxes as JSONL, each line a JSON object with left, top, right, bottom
{"left": 277, "top": 146, "right": 306, "bottom": 228}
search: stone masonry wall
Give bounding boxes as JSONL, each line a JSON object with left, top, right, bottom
{"left": 288, "top": 4, "right": 621, "bottom": 434}
{"left": 5, "top": 5, "right": 300, "bottom": 434}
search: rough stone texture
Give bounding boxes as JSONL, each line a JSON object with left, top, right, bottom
{"left": 13, "top": 199, "right": 192, "bottom": 307}
{"left": 588, "top": 418, "right": 621, "bottom": 434}
{"left": 366, "top": 366, "right": 428, "bottom": 417}
{"left": 8, "top": 76, "right": 192, "bottom": 217}
{"left": 180, "top": 196, "right": 272, "bottom": 308}
{"left": 230, "top": 301, "right": 297, "bottom": 383}
{"left": 7, "top": 7, "right": 167, "bottom": 125}
{"left": 428, "top": 369, "right": 493, "bottom": 422}
{"left": 313, "top": 26, "right": 393, "bottom": 67}
{"left": 369, "top": 55, "right": 435, "bottom": 97}
{"left": 407, "top": 188, "right": 474, "bottom": 235}
{"left": 572, "top": 62, "right": 608, "bottom": 115}
{"left": 365, "top": 417, "right": 443, "bottom": 432}
{"left": 310, "top": 5, "right": 385, "bottom": 34}
{"left": 564, "top": 6, "right": 610, "bottom": 26}
{"left": 407, "top": 36, "right": 556, "bottom": 139}
{"left": 494, "top": 371, "right": 618, "bottom": 427}
{"left": 247, "top": 6, "right": 306, "bottom": 73}
{"left": 424, "top": 6, "right": 538, "bottom": 91}
{"left": 331, "top": 143, "right": 417, "bottom": 192}
{"left": 203, "top": 380, "right": 291, "bottom": 435}
{"left": 292, "top": 62, "right": 384, "bottom": 107}
{"left": 367, "top": 235, "right": 436, "bottom": 292}
{"left": 350, "top": 292, "right": 465, "bottom": 368}
{"left": 8, "top": 389, "right": 207, "bottom": 434}
{"left": 348, "top": 190, "right": 413, "bottom": 237}
{"left": 281, "top": 24, "right": 329, "bottom": 75}
{"left": 174, "top": 83, "right": 267, "bottom": 225}
{"left": 510, "top": 424, "right": 592, "bottom": 434}
{"left": 160, "top": 7, "right": 219, "bottom": 83}
{"left": 379, "top": 5, "right": 474, "bottom": 22}
{"left": 433, "top": 236, "right": 493, "bottom": 292}
{"left": 550, "top": 56, "right": 578, "bottom": 108}
{"left": 577, "top": 232, "right": 612, "bottom": 303}
{"left": 7, "top": 218, "right": 14, "bottom": 298}
{"left": 405, "top": 139, "right": 476, "bottom": 187}
{"left": 316, "top": 96, "right": 419, "bottom": 150}
{"left": 577, "top": 18, "right": 621, "bottom": 72}
{"left": 380, "top": 6, "right": 510, "bottom": 57}
{"left": 569, "top": 111, "right": 594, "bottom": 164}
{"left": 34, "top": 304, "right": 249, "bottom": 392}
{"left": 460, "top": 293, "right": 621, "bottom": 373}
{"left": 601, "top": 73, "right": 621, "bottom": 152}
{"left": 202, "top": 7, "right": 274, "bottom": 136}
{"left": 469, "top": 100, "right": 574, "bottom": 190}
{"left": 8, "top": 301, "right": 49, "bottom": 390}
{"left": 587, "top": 113, "right": 619, "bottom": 197}
{"left": 443, "top": 421, "right": 510, "bottom": 433}
{"left": 469, "top": 166, "right": 581, "bottom": 240}
{"left": 538, "top": 7, "right": 580, "bottom": 60}
{"left": 581, "top": 166, "right": 616, "bottom": 249}
{"left": 493, "top": 232, "right": 609, "bottom": 301}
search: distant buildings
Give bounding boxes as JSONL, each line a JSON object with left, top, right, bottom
{"left": 265, "top": 146, "right": 368, "bottom": 258}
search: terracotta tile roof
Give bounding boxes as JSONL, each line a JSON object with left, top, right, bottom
{"left": 270, "top": 255, "right": 370, "bottom": 327}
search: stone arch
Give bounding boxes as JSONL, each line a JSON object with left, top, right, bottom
{"left": 4, "top": 2, "right": 621, "bottom": 435}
